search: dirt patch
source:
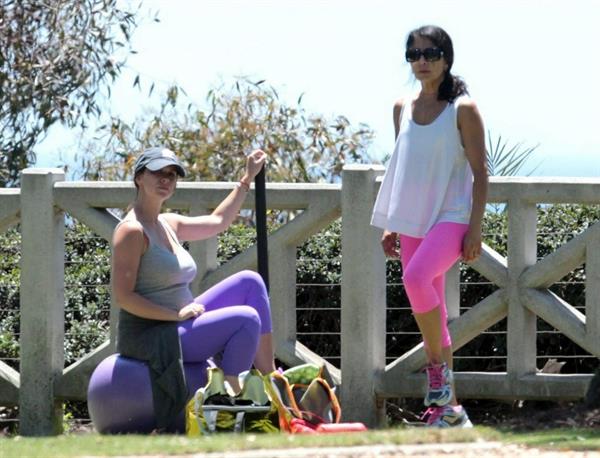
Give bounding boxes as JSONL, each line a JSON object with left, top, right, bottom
{"left": 387, "top": 399, "right": 600, "bottom": 430}
{"left": 467, "top": 400, "right": 600, "bottom": 430}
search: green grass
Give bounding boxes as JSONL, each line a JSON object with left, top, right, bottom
{"left": 1, "top": 428, "right": 494, "bottom": 458}
{"left": 2, "top": 427, "right": 599, "bottom": 457}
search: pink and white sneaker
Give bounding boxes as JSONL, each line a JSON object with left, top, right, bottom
{"left": 424, "top": 362, "right": 454, "bottom": 407}
{"left": 422, "top": 404, "right": 473, "bottom": 428}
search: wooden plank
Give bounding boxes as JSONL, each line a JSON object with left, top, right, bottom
{"left": 0, "top": 190, "right": 20, "bottom": 232}
{"left": 0, "top": 361, "right": 19, "bottom": 405}
{"left": 377, "top": 371, "right": 590, "bottom": 401}
{"left": 55, "top": 341, "right": 113, "bottom": 400}
{"left": 521, "top": 288, "right": 588, "bottom": 351}
{"left": 521, "top": 223, "right": 598, "bottom": 288}
{"left": 470, "top": 244, "right": 508, "bottom": 288}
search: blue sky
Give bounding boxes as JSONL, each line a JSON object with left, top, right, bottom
{"left": 37, "top": 0, "right": 600, "bottom": 177}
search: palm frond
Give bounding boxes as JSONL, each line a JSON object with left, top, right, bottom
{"left": 486, "top": 130, "right": 540, "bottom": 176}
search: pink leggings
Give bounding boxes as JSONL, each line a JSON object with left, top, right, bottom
{"left": 400, "top": 222, "right": 469, "bottom": 348}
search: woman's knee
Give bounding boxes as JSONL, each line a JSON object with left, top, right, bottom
{"left": 402, "top": 265, "right": 432, "bottom": 291}
{"left": 237, "top": 269, "right": 267, "bottom": 290}
{"left": 403, "top": 265, "right": 440, "bottom": 313}
{"left": 239, "top": 270, "right": 272, "bottom": 319}
{"left": 236, "top": 305, "right": 262, "bottom": 333}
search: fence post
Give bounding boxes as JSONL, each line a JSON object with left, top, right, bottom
{"left": 341, "top": 164, "right": 386, "bottom": 427}
{"left": 19, "top": 168, "right": 65, "bottom": 436}
{"left": 507, "top": 197, "right": 537, "bottom": 382}
{"left": 270, "top": 243, "right": 297, "bottom": 352}
{"left": 586, "top": 229, "right": 600, "bottom": 352}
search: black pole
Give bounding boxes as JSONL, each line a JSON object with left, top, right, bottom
{"left": 254, "top": 166, "right": 269, "bottom": 292}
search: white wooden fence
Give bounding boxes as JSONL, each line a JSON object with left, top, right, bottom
{"left": 0, "top": 166, "right": 599, "bottom": 435}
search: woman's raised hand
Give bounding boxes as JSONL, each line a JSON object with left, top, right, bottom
{"left": 243, "top": 149, "right": 267, "bottom": 182}
{"left": 178, "top": 303, "right": 205, "bottom": 321}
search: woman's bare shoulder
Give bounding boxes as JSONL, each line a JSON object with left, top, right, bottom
{"left": 393, "top": 97, "right": 405, "bottom": 111}
{"left": 113, "top": 218, "right": 145, "bottom": 242}
{"left": 456, "top": 95, "right": 478, "bottom": 111}
{"left": 456, "top": 96, "right": 482, "bottom": 125}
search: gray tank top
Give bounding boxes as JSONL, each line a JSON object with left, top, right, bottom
{"left": 118, "top": 215, "right": 197, "bottom": 311}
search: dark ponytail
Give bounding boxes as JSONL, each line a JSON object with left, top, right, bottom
{"left": 439, "top": 69, "right": 468, "bottom": 103}
{"left": 406, "top": 25, "right": 468, "bottom": 103}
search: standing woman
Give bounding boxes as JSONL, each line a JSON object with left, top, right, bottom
{"left": 371, "top": 25, "right": 488, "bottom": 427}
{"left": 112, "top": 147, "right": 276, "bottom": 431}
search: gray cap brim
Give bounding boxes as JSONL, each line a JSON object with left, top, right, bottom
{"left": 144, "top": 158, "right": 186, "bottom": 177}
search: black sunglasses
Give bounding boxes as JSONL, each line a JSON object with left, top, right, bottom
{"left": 405, "top": 47, "right": 444, "bottom": 63}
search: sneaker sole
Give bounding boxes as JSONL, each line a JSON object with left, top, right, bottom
{"left": 427, "top": 417, "right": 473, "bottom": 428}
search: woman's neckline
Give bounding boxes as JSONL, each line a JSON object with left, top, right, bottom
{"left": 408, "top": 94, "right": 450, "bottom": 127}
{"left": 141, "top": 217, "right": 179, "bottom": 254}
{"left": 408, "top": 99, "right": 450, "bottom": 127}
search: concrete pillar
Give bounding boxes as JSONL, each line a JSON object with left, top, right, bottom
{"left": 507, "top": 198, "right": 537, "bottom": 379}
{"left": 270, "top": 244, "right": 297, "bottom": 350}
{"left": 340, "top": 165, "right": 386, "bottom": 427}
{"left": 586, "top": 229, "right": 600, "bottom": 353}
{"left": 19, "top": 168, "right": 65, "bottom": 436}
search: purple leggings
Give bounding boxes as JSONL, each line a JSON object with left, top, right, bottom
{"left": 400, "top": 222, "right": 469, "bottom": 348}
{"left": 177, "top": 270, "right": 272, "bottom": 376}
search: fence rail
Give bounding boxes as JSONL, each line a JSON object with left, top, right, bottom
{"left": 0, "top": 167, "right": 599, "bottom": 435}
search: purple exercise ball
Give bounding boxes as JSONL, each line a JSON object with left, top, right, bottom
{"left": 87, "top": 354, "right": 208, "bottom": 434}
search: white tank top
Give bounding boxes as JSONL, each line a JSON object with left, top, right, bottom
{"left": 371, "top": 95, "right": 473, "bottom": 237}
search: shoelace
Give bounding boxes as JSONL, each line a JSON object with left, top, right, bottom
{"left": 426, "top": 365, "right": 444, "bottom": 389}
{"left": 421, "top": 406, "right": 444, "bottom": 425}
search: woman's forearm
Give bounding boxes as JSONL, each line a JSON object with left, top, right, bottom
{"left": 114, "top": 290, "right": 180, "bottom": 321}
{"left": 469, "top": 171, "right": 488, "bottom": 231}
{"left": 209, "top": 177, "right": 250, "bottom": 231}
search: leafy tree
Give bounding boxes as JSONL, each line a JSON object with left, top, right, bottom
{"left": 0, "top": 0, "right": 140, "bottom": 185}
{"left": 78, "top": 79, "right": 375, "bottom": 183}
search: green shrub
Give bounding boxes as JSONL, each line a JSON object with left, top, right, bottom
{"left": 0, "top": 223, "right": 112, "bottom": 370}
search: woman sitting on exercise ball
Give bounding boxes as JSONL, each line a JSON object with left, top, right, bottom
{"left": 112, "top": 146, "right": 276, "bottom": 431}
